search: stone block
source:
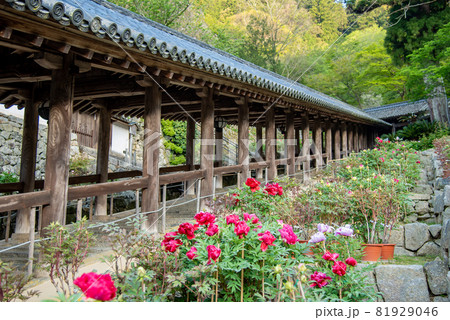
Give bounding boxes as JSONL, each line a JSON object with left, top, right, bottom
{"left": 434, "top": 191, "right": 444, "bottom": 213}
{"left": 443, "top": 209, "right": 450, "bottom": 226}
{"left": 429, "top": 225, "right": 442, "bottom": 238}
{"left": 413, "top": 184, "right": 433, "bottom": 195}
{"left": 432, "top": 296, "right": 449, "bottom": 302}
{"left": 424, "top": 260, "right": 448, "bottom": 295}
{"left": 444, "top": 185, "right": 450, "bottom": 206}
{"left": 417, "top": 241, "right": 441, "bottom": 257}
{"left": 405, "top": 223, "right": 430, "bottom": 251}
{"left": 388, "top": 226, "right": 404, "bottom": 247}
{"left": 447, "top": 271, "right": 450, "bottom": 296}
{"left": 442, "top": 220, "right": 450, "bottom": 250}
{"left": 409, "top": 193, "right": 431, "bottom": 201}
{"left": 415, "top": 201, "right": 430, "bottom": 214}
{"left": 375, "top": 265, "right": 430, "bottom": 302}
{"left": 394, "top": 246, "right": 415, "bottom": 256}
{"left": 435, "top": 178, "right": 450, "bottom": 190}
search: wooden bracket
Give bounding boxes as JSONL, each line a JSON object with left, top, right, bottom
{"left": 135, "top": 75, "right": 154, "bottom": 87}
{"left": 0, "top": 26, "right": 12, "bottom": 39}
{"left": 33, "top": 52, "right": 63, "bottom": 70}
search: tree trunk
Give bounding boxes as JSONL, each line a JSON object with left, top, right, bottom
{"left": 426, "top": 77, "right": 448, "bottom": 125}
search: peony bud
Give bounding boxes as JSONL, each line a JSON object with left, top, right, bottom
{"left": 274, "top": 265, "right": 283, "bottom": 274}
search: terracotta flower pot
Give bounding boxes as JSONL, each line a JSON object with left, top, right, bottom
{"left": 381, "top": 244, "right": 396, "bottom": 260}
{"left": 362, "top": 244, "right": 382, "bottom": 261}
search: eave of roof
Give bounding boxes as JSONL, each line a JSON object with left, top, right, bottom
{"left": 364, "top": 99, "right": 429, "bottom": 120}
{"left": 4, "top": 0, "right": 389, "bottom": 126}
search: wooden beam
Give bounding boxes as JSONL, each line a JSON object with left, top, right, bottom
{"left": 41, "top": 54, "right": 75, "bottom": 232}
{"left": 159, "top": 170, "right": 205, "bottom": 185}
{"left": 33, "top": 52, "right": 63, "bottom": 70}
{"left": 341, "top": 122, "right": 348, "bottom": 157}
{"left": 0, "top": 26, "right": 12, "bottom": 39}
{"left": 314, "top": 121, "right": 323, "bottom": 169}
{"left": 68, "top": 178, "right": 148, "bottom": 201}
{"left": 0, "top": 190, "right": 50, "bottom": 212}
{"left": 141, "top": 84, "right": 161, "bottom": 233}
{"left": 185, "top": 116, "right": 196, "bottom": 195}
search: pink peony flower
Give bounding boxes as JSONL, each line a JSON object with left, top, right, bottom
{"left": 279, "top": 224, "right": 299, "bottom": 244}
{"left": 322, "top": 251, "right": 339, "bottom": 261}
{"left": 310, "top": 271, "right": 332, "bottom": 288}
{"left": 416, "top": 160, "right": 421, "bottom": 164}
{"left": 243, "top": 212, "right": 259, "bottom": 224}
{"left": 226, "top": 214, "right": 240, "bottom": 225}
{"left": 186, "top": 246, "right": 198, "bottom": 260}
{"left": 206, "top": 245, "right": 221, "bottom": 264}
{"left": 317, "top": 223, "right": 332, "bottom": 233}
{"left": 74, "top": 273, "right": 117, "bottom": 301}
{"left": 245, "top": 178, "right": 261, "bottom": 192}
{"left": 205, "top": 223, "right": 219, "bottom": 236}
{"left": 258, "top": 230, "right": 276, "bottom": 252}
{"left": 194, "top": 211, "right": 216, "bottom": 225}
{"left": 332, "top": 261, "right": 347, "bottom": 276}
{"left": 234, "top": 220, "right": 250, "bottom": 239}
{"left": 334, "top": 225, "right": 353, "bottom": 237}
{"left": 178, "top": 222, "right": 197, "bottom": 240}
{"left": 345, "top": 257, "right": 357, "bottom": 267}
{"left": 264, "top": 182, "right": 283, "bottom": 195}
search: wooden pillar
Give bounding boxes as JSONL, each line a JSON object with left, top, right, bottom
{"left": 314, "top": 121, "right": 323, "bottom": 169}
{"left": 185, "top": 116, "right": 196, "bottom": 195}
{"left": 354, "top": 126, "right": 360, "bottom": 152}
{"left": 255, "top": 124, "right": 264, "bottom": 179}
{"left": 326, "top": 123, "right": 333, "bottom": 161}
{"left": 348, "top": 124, "right": 354, "bottom": 153}
{"left": 200, "top": 88, "right": 214, "bottom": 206}
{"left": 238, "top": 97, "right": 250, "bottom": 183}
{"left": 341, "top": 122, "right": 348, "bottom": 158}
{"left": 359, "top": 126, "right": 364, "bottom": 151}
{"left": 265, "top": 107, "right": 276, "bottom": 181}
{"left": 215, "top": 127, "right": 223, "bottom": 189}
{"left": 286, "top": 110, "right": 295, "bottom": 176}
{"left": 295, "top": 128, "right": 300, "bottom": 156}
{"left": 15, "top": 90, "right": 39, "bottom": 235}
{"left": 301, "top": 113, "right": 310, "bottom": 181}
{"left": 94, "top": 102, "right": 111, "bottom": 219}
{"left": 41, "top": 54, "right": 75, "bottom": 232}
{"left": 141, "top": 84, "right": 161, "bottom": 233}
{"left": 334, "top": 123, "right": 341, "bottom": 160}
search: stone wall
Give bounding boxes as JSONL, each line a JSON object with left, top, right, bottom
{"left": 0, "top": 112, "right": 47, "bottom": 179}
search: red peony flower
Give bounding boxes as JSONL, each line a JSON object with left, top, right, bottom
{"left": 234, "top": 220, "right": 250, "bottom": 239}
{"left": 186, "top": 246, "right": 198, "bottom": 260}
{"left": 231, "top": 193, "right": 240, "bottom": 206}
{"left": 279, "top": 224, "right": 299, "bottom": 245}
{"left": 206, "top": 245, "right": 221, "bottom": 264}
{"left": 74, "top": 272, "right": 117, "bottom": 301}
{"left": 226, "top": 214, "right": 240, "bottom": 225}
{"left": 332, "top": 261, "right": 347, "bottom": 276}
{"left": 245, "top": 178, "right": 261, "bottom": 192}
{"left": 310, "top": 271, "right": 332, "bottom": 288}
{"left": 163, "top": 239, "right": 183, "bottom": 252}
{"left": 243, "top": 213, "right": 259, "bottom": 224}
{"left": 264, "top": 182, "right": 283, "bottom": 196}
{"left": 205, "top": 223, "right": 219, "bottom": 236}
{"left": 345, "top": 257, "right": 357, "bottom": 267}
{"left": 258, "top": 230, "right": 276, "bottom": 252}
{"left": 322, "top": 251, "right": 339, "bottom": 261}
{"left": 178, "top": 222, "right": 197, "bottom": 240}
{"left": 194, "top": 211, "right": 216, "bottom": 225}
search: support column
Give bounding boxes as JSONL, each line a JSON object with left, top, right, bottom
{"left": 94, "top": 102, "right": 111, "bottom": 219}
{"left": 200, "top": 88, "right": 214, "bottom": 207}
{"left": 265, "top": 106, "right": 276, "bottom": 181}
{"left": 286, "top": 110, "right": 295, "bottom": 176}
{"left": 41, "top": 54, "right": 75, "bottom": 232}
{"left": 359, "top": 126, "right": 364, "bottom": 151}
{"left": 295, "top": 128, "right": 300, "bottom": 156}
{"left": 215, "top": 127, "right": 223, "bottom": 189}
{"left": 142, "top": 84, "right": 161, "bottom": 233}
{"left": 255, "top": 124, "right": 264, "bottom": 179}
{"left": 314, "top": 121, "right": 323, "bottom": 169}
{"left": 348, "top": 124, "right": 354, "bottom": 154}
{"left": 326, "top": 123, "right": 333, "bottom": 161}
{"left": 302, "top": 113, "right": 310, "bottom": 181}
{"left": 15, "top": 89, "right": 39, "bottom": 236}
{"left": 185, "top": 116, "right": 196, "bottom": 195}
{"left": 237, "top": 97, "right": 250, "bottom": 183}
{"left": 354, "top": 126, "right": 360, "bottom": 152}
{"left": 334, "top": 123, "right": 341, "bottom": 160}
{"left": 342, "top": 122, "right": 348, "bottom": 158}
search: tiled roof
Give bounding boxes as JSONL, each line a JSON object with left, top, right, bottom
{"left": 5, "top": 0, "right": 389, "bottom": 126}
{"left": 364, "top": 100, "right": 429, "bottom": 120}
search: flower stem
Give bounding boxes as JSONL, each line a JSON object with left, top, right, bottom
{"left": 262, "top": 259, "right": 265, "bottom": 300}
{"left": 240, "top": 248, "right": 244, "bottom": 302}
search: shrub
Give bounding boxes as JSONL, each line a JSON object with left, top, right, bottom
{"left": 0, "top": 259, "right": 39, "bottom": 301}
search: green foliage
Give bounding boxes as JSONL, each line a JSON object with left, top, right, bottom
{"left": 37, "top": 218, "right": 94, "bottom": 296}
{"left": 0, "top": 171, "right": 19, "bottom": 184}
{"left": 161, "top": 119, "right": 187, "bottom": 165}
{"left": 0, "top": 259, "right": 39, "bottom": 301}
{"left": 69, "top": 153, "right": 93, "bottom": 177}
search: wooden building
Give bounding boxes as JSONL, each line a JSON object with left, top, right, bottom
{"left": 0, "top": 0, "right": 389, "bottom": 238}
